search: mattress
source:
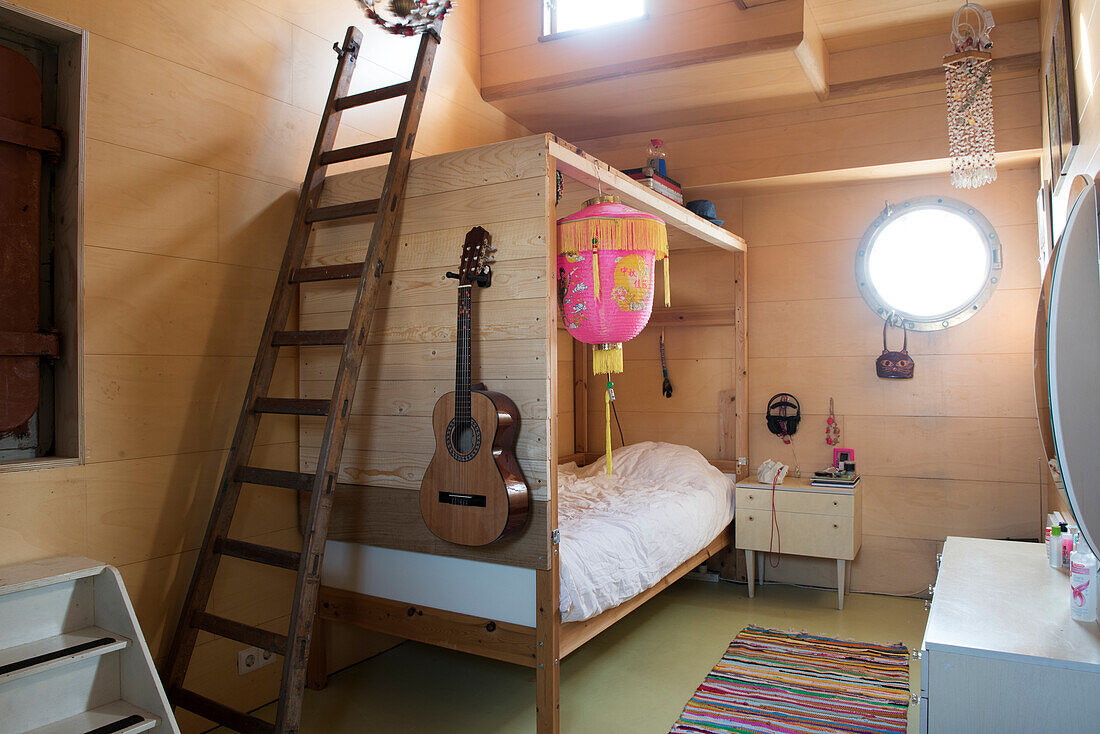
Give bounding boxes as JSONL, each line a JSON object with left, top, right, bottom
{"left": 558, "top": 441, "right": 735, "bottom": 623}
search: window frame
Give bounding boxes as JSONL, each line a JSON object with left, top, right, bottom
{"left": 539, "top": 0, "right": 648, "bottom": 42}
{"left": 855, "top": 196, "right": 1003, "bottom": 331}
{"left": 0, "top": 4, "right": 87, "bottom": 471}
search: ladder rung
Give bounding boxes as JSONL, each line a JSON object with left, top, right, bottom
{"left": 290, "top": 263, "right": 364, "bottom": 283}
{"left": 192, "top": 612, "right": 287, "bottom": 656}
{"left": 171, "top": 688, "right": 275, "bottom": 734}
{"left": 319, "top": 138, "right": 396, "bottom": 166}
{"left": 273, "top": 329, "right": 348, "bottom": 347}
{"left": 335, "top": 81, "right": 410, "bottom": 110}
{"left": 306, "top": 198, "right": 380, "bottom": 223}
{"left": 235, "top": 466, "right": 315, "bottom": 491}
{"left": 253, "top": 398, "right": 330, "bottom": 416}
{"left": 217, "top": 538, "right": 301, "bottom": 571}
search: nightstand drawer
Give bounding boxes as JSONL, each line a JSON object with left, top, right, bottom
{"left": 736, "top": 510, "right": 856, "bottom": 559}
{"left": 736, "top": 487, "right": 853, "bottom": 517}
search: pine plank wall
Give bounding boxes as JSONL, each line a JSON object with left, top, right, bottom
{"left": 0, "top": 1, "right": 526, "bottom": 731}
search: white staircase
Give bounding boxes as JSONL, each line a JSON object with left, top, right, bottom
{"left": 0, "top": 557, "right": 180, "bottom": 734}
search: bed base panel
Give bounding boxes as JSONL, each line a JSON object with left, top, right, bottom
{"left": 316, "top": 585, "right": 538, "bottom": 668}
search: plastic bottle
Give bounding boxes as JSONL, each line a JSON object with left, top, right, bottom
{"left": 646, "top": 138, "right": 667, "bottom": 177}
{"left": 1050, "top": 524, "right": 1063, "bottom": 568}
{"left": 1045, "top": 526, "right": 1053, "bottom": 559}
{"left": 1070, "top": 548, "right": 1098, "bottom": 622}
{"left": 1061, "top": 522, "right": 1072, "bottom": 567}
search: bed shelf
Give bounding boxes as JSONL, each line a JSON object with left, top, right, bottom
{"left": 24, "top": 701, "right": 158, "bottom": 734}
{"left": 0, "top": 626, "right": 130, "bottom": 684}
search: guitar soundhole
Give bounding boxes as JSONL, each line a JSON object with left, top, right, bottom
{"left": 445, "top": 418, "right": 481, "bottom": 462}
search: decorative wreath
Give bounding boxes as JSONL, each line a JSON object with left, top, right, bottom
{"left": 355, "top": 0, "right": 454, "bottom": 36}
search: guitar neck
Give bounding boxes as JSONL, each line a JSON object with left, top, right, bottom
{"left": 455, "top": 285, "right": 472, "bottom": 424}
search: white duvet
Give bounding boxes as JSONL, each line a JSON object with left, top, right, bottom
{"left": 557, "top": 442, "right": 735, "bottom": 623}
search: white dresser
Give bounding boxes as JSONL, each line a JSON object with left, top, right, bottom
{"left": 921, "top": 537, "right": 1100, "bottom": 732}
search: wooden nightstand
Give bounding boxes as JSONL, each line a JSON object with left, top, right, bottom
{"left": 734, "top": 477, "right": 862, "bottom": 609}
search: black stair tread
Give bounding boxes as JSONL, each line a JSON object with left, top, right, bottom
{"left": 24, "top": 700, "right": 158, "bottom": 734}
{"left": 335, "top": 81, "right": 410, "bottom": 110}
{"left": 234, "top": 466, "right": 315, "bottom": 491}
{"left": 319, "top": 138, "right": 396, "bottom": 166}
{"left": 191, "top": 612, "right": 288, "bottom": 656}
{"left": 171, "top": 688, "right": 274, "bottom": 734}
{"left": 0, "top": 626, "right": 130, "bottom": 684}
{"left": 290, "top": 263, "right": 364, "bottom": 283}
{"left": 305, "top": 198, "right": 380, "bottom": 223}
{"left": 216, "top": 538, "right": 301, "bottom": 571}
{"left": 253, "top": 398, "right": 330, "bottom": 416}
{"left": 273, "top": 329, "right": 348, "bottom": 347}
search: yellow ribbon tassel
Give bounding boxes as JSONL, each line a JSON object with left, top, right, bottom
{"left": 663, "top": 257, "right": 671, "bottom": 307}
{"left": 592, "top": 246, "right": 600, "bottom": 299}
{"left": 605, "top": 383, "right": 613, "bottom": 477}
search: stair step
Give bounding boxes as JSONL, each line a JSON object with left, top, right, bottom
{"left": 319, "top": 138, "right": 396, "bottom": 166}
{"left": 253, "top": 398, "right": 329, "bottom": 416}
{"left": 25, "top": 700, "right": 158, "bottom": 734}
{"left": 191, "top": 612, "right": 287, "bottom": 656}
{"left": 334, "top": 81, "right": 410, "bottom": 110}
{"left": 306, "top": 198, "right": 380, "bottom": 223}
{"left": 0, "top": 626, "right": 130, "bottom": 684}
{"left": 273, "top": 329, "right": 348, "bottom": 347}
{"left": 216, "top": 538, "right": 301, "bottom": 571}
{"left": 234, "top": 466, "right": 315, "bottom": 492}
{"left": 290, "top": 263, "right": 364, "bottom": 283}
{"left": 171, "top": 688, "right": 274, "bottom": 734}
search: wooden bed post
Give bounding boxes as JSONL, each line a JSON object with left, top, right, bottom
{"left": 538, "top": 145, "right": 562, "bottom": 734}
{"left": 573, "top": 340, "right": 587, "bottom": 456}
{"left": 719, "top": 249, "right": 749, "bottom": 480}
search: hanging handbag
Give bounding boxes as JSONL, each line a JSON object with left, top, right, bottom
{"left": 876, "top": 320, "right": 914, "bottom": 379}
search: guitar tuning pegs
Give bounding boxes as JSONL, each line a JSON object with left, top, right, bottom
{"left": 486, "top": 246, "right": 498, "bottom": 253}
{"left": 485, "top": 255, "right": 495, "bottom": 264}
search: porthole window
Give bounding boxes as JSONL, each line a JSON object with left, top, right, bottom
{"left": 855, "top": 196, "right": 1002, "bottom": 330}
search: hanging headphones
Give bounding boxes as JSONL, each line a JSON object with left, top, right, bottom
{"left": 766, "top": 393, "right": 801, "bottom": 445}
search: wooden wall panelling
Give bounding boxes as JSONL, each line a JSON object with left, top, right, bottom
{"left": 732, "top": 165, "right": 1044, "bottom": 598}
{"left": 577, "top": 76, "right": 1041, "bottom": 190}
{"left": 301, "top": 137, "right": 554, "bottom": 575}
{"left": 0, "top": 3, "right": 532, "bottom": 729}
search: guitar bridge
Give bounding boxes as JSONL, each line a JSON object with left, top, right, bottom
{"left": 439, "top": 492, "right": 487, "bottom": 507}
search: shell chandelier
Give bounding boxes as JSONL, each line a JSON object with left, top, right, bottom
{"left": 944, "top": 3, "right": 996, "bottom": 189}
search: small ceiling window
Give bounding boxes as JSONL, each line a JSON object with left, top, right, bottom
{"left": 543, "top": 0, "right": 645, "bottom": 36}
{"left": 856, "top": 197, "right": 1002, "bottom": 330}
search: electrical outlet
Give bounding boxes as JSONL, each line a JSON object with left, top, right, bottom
{"left": 237, "top": 645, "right": 276, "bottom": 675}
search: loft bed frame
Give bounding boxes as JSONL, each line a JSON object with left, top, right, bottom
{"left": 297, "top": 134, "right": 748, "bottom": 733}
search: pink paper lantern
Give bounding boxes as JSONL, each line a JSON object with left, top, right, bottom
{"left": 557, "top": 195, "right": 670, "bottom": 477}
{"left": 556, "top": 196, "right": 669, "bottom": 376}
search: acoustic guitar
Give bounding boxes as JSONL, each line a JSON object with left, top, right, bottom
{"left": 420, "top": 226, "right": 530, "bottom": 546}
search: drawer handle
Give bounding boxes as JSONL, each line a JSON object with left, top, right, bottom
{"left": 833, "top": 501, "right": 838, "bottom": 506}
{"left": 748, "top": 494, "right": 754, "bottom": 501}
{"left": 748, "top": 515, "right": 754, "bottom": 521}
{"left": 833, "top": 523, "right": 838, "bottom": 529}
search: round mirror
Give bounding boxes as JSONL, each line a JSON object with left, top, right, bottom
{"left": 1042, "top": 179, "right": 1100, "bottom": 555}
{"left": 856, "top": 197, "right": 1002, "bottom": 330}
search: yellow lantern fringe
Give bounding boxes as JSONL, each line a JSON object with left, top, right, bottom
{"left": 591, "top": 343, "right": 623, "bottom": 375}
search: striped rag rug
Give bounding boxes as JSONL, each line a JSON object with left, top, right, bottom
{"left": 668, "top": 626, "right": 910, "bottom": 734}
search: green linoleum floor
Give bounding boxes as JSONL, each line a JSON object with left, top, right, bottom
{"left": 240, "top": 581, "right": 927, "bottom": 733}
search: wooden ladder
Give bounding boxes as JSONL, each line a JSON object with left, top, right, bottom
{"left": 162, "top": 23, "right": 443, "bottom": 734}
